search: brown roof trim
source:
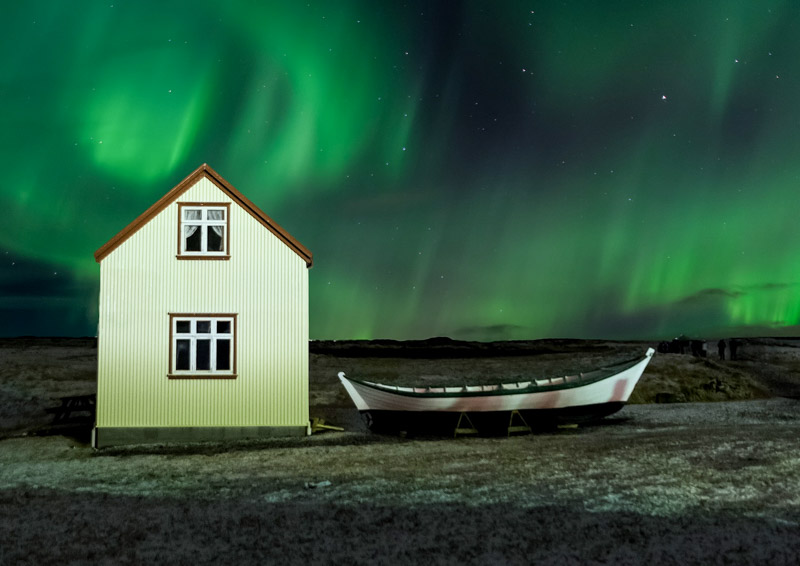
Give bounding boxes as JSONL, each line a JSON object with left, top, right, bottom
{"left": 94, "top": 163, "right": 313, "bottom": 267}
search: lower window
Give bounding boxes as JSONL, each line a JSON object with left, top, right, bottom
{"left": 169, "top": 314, "right": 237, "bottom": 378}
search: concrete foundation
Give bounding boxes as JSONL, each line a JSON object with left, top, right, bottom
{"left": 93, "top": 425, "right": 309, "bottom": 448}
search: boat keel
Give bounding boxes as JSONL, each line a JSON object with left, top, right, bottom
{"left": 360, "top": 402, "right": 627, "bottom": 436}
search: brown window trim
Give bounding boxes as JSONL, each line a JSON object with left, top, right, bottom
{"left": 168, "top": 374, "right": 238, "bottom": 380}
{"left": 177, "top": 202, "right": 231, "bottom": 258}
{"left": 168, "top": 313, "right": 238, "bottom": 379}
{"left": 176, "top": 255, "right": 231, "bottom": 261}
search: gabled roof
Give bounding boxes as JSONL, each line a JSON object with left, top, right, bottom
{"left": 94, "top": 163, "right": 313, "bottom": 267}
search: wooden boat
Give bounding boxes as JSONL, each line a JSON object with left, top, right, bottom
{"left": 338, "top": 348, "right": 655, "bottom": 434}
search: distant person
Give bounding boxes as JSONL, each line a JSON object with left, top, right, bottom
{"left": 718, "top": 339, "right": 726, "bottom": 360}
{"left": 730, "top": 339, "right": 739, "bottom": 360}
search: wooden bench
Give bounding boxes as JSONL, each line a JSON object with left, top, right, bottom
{"left": 46, "top": 394, "right": 96, "bottom": 425}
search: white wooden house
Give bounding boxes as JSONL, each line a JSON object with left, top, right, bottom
{"left": 93, "top": 164, "right": 312, "bottom": 447}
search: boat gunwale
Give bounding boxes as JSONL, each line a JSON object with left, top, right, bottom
{"left": 344, "top": 352, "right": 651, "bottom": 399}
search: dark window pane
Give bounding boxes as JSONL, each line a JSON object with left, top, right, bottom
{"left": 207, "top": 226, "right": 224, "bottom": 252}
{"left": 176, "top": 340, "right": 190, "bottom": 370}
{"left": 185, "top": 226, "right": 201, "bottom": 251}
{"left": 216, "top": 339, "right": 230, "bottom": 371}
{"left": 197, "top": 321, "right": 211, "bottom": 333}
{"left": 176, "top": 321, "right": 190, "bottom": 333}
{"left": 196, "top": 340, "right": 210, "bottom": 370}
{"left": 216, "top": 321, "right": 231, "bottom": 334}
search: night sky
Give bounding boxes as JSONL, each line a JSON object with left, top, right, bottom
{"left": 3, "top": 2, "right": 800, "bottom": 340}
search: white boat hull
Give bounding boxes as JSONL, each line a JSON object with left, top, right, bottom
{"left": 338, "top": 348, "right": 655, "bottom": 432}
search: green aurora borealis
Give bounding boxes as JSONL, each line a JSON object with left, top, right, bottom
{"left": 3, "top": 1, "right": 800, "bottom": 340}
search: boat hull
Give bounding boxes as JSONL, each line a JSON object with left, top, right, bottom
{"left": 361, "top": 402, "right": 627, "bottom": 434}
{"left": 339, "top": 348, "right": 654, "bottom": 435}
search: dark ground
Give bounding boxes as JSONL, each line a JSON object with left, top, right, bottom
{"left": 0, "top": 337, "right": 799, "bottom": 564}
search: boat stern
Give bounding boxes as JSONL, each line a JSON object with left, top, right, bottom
{"left": 338, "top": 372, "right": 371, "bottom": 411}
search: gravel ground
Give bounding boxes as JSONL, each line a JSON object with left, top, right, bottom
{"left": 0, "top": 339, "right": 799, "bottom": 564}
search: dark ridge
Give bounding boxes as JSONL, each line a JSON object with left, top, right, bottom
{"left": 309, "top": 338, "right": 621, "bottom": 358}
{"left": 738, "top": 337, "right": 800, "bottom": 347}
{"left": 0, "top": 337, "right": 97, "bottom": 348}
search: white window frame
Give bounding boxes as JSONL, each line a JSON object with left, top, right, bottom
{"left": 178, "top": 204, "right": 229, "bottom": 257}
{"left": 169, "top": 314, "right": 236, "bottom": 378}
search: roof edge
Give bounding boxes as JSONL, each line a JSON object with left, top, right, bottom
{"left": 201, "top": 164, "right": 313, "bottom": 267}
{"left": 94, "top": 164, "right": 313, "bottom": 267}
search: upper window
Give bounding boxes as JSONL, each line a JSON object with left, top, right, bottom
{"left": 177, "top": 203, "right": 230, "bottom": 259}
{"left": 169, "top": 314, "right": 237, "bottom": 378}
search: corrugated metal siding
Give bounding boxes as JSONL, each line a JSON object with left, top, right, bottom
{"left": 96, "top": 177, "right": 309, "bottom": 428}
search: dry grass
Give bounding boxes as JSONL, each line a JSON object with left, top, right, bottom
{"left": 1, "top": 338, "right": 799, "bottom": 564}
{"left": 0, "top": 338, "right": 96, "bottom": 433}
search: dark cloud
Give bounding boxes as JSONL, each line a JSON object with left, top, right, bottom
{"left": 714, "top": 323, "right": 800, "bottom": 338}
{"left": 679, "top": 288, "right": 745, "bottom": 304}
{"left": 0, "top": 255, "right": 98, "bottom": 336}
{"left": 678, "top": 283, "right": 798, "bottom": 306}
{"left": 0, "top": 257, "right": 86, "bottom": 298}
{"left": 452, "top": 324, "right": 528, "bottom": 341}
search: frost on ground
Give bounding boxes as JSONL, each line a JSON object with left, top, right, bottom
{"left": 1, "top": 338, "right": 800, "bottom": 564}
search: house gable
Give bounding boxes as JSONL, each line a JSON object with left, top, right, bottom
{"left": 94, "top": 163, "right": 312, "bottom": 266}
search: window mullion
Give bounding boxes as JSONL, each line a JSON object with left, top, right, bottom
{"left": 200, "top": 208, "right": 207, "bottom": 254}
{"left": 190, "top": 320, "right": 197, "bottom": 372}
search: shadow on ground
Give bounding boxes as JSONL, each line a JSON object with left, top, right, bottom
{"left": 1, "top": 490, "right": 797, "bottom": 565}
